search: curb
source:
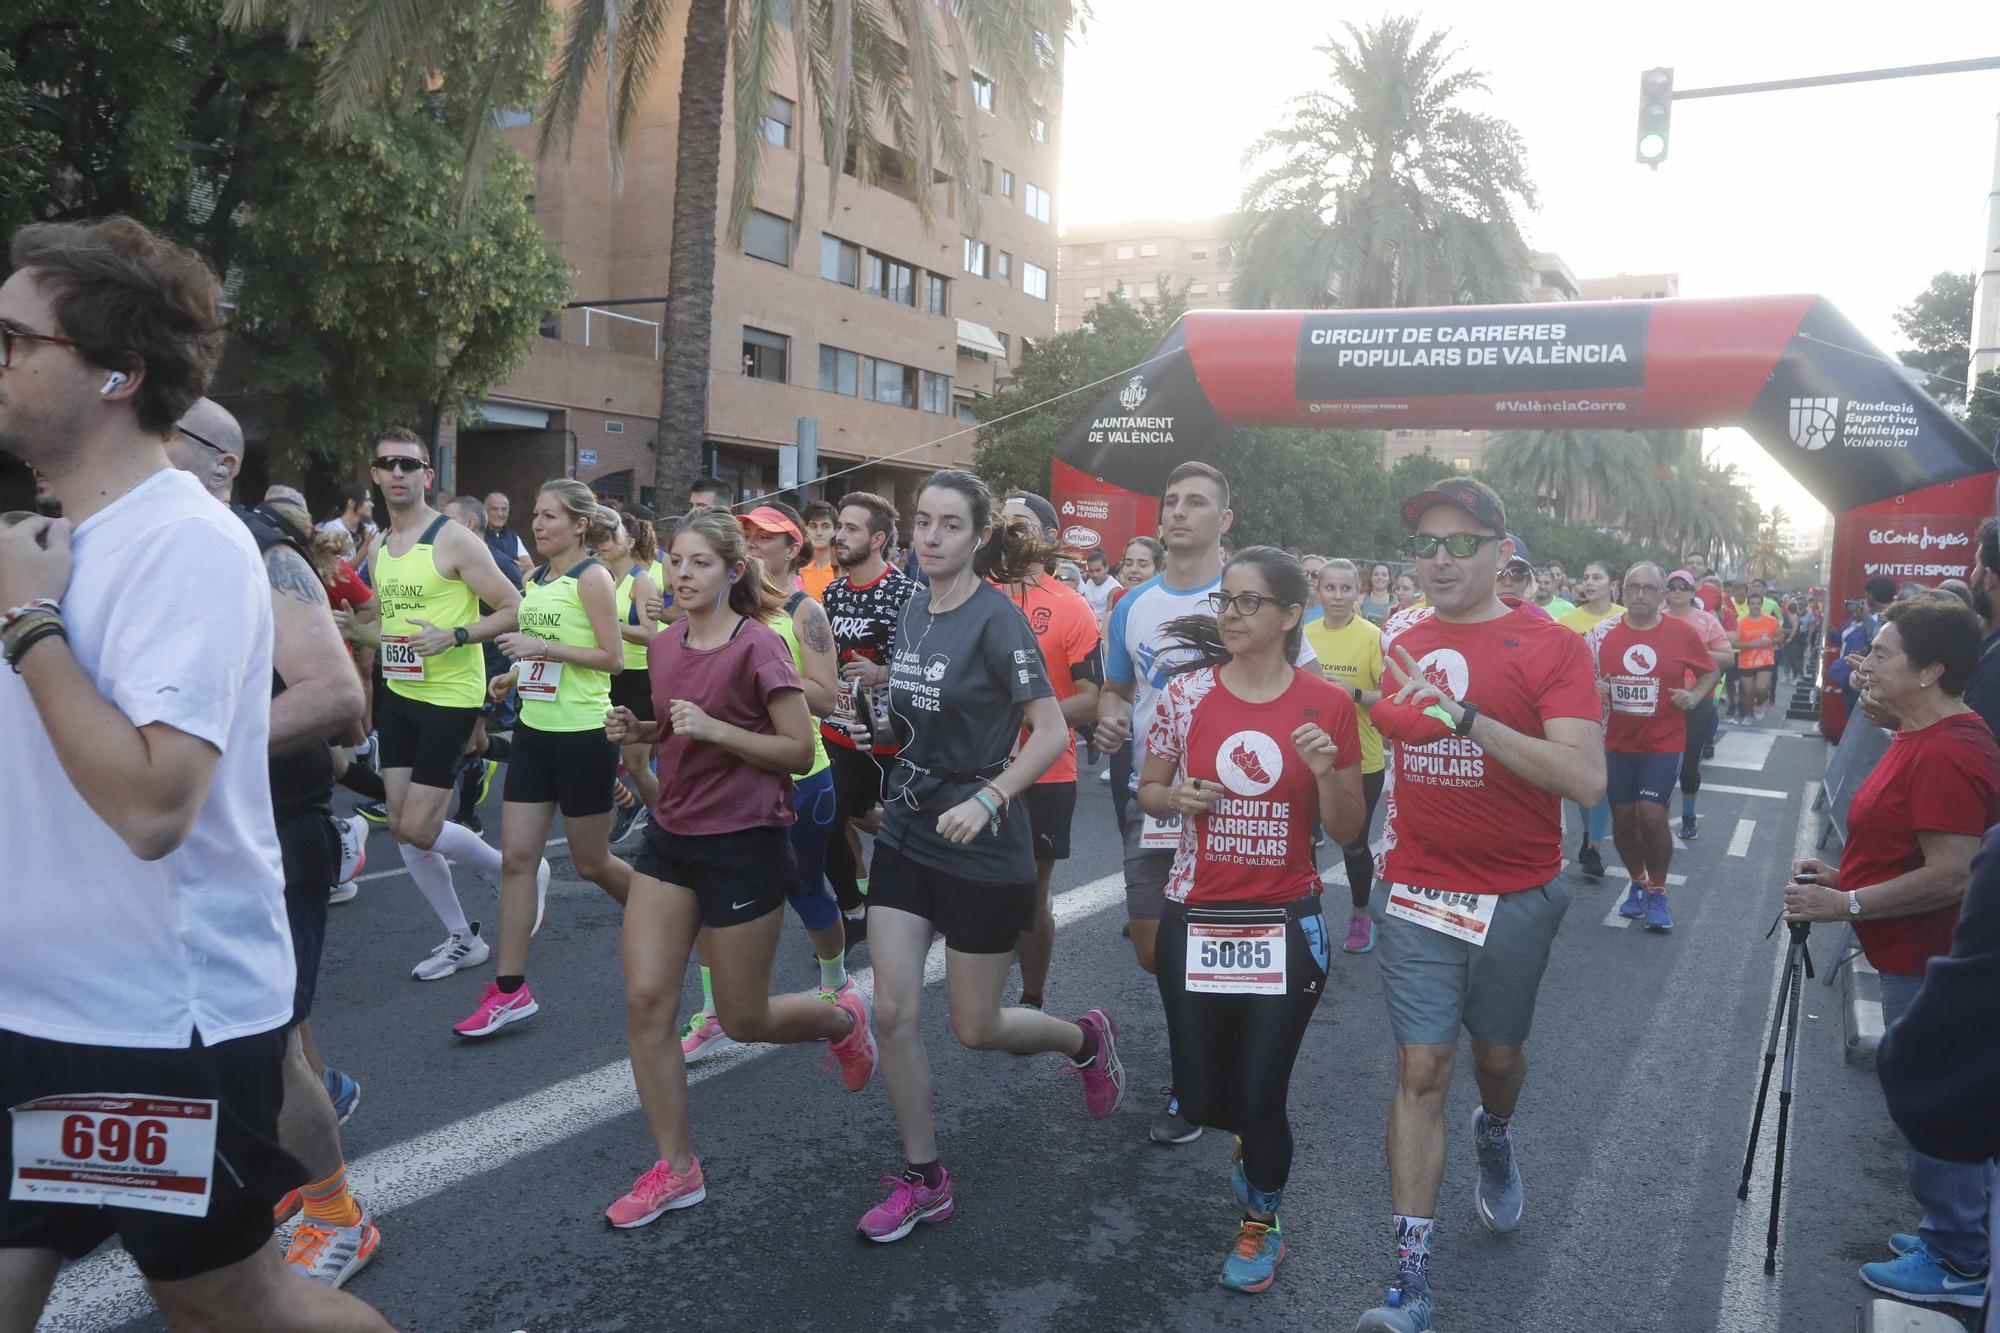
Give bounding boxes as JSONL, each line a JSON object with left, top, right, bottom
{"left": 1856, "top": 1296, "right": 1967, "bottom": 1331}
{"left": 1840, "top": 951, "right": 1884, "bottom": 1065}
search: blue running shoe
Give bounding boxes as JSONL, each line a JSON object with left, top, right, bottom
{"left": 1889, "top": 1233, "right": 1922, "bottom": 1256}
{"left": 323, "top": 1067, "right": 361, "bottom": 1126}
{"left": 1859, "top": 1247, "right": 1987, "bottom": 1308}
{"left": 1355, "top": 1277, "right": 1437, "bottom": 1332}
{"left": 1644, "top": 890, "right": 1674, "bottom": 932}
{"left": 1218, "top": 1217, "right": 1284, "bottom": 1293}
{"left": 1618, "top": 883, "right": 1646, "bottom": 918}
{"left": 1472, "top": 1106, "right": 1524, "bottom": 1233}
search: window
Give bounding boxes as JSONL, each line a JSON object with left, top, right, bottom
{"left": 1034, "top": 30, "right": 1055, "bottom": 69}
{"left": 763, "top": 94, "right": 794, "bottom": 148}
{"left": 1029, "top": 109, "right": 1048, "bottom": 143}
{"left": 980, "top": 158, "right": 994, "bottom": 194}
{"left": 1217, "top": 279, "right": 1234, "bottom": 294}
{"left": 922, "top": 371, "right": 951, "bottom": 414}
{"left": 1023, "top": 262, "right": 1048, "bottom": 300}
{"left": 819, "top": 345, "right": 859, "bottom": 396}
{"left": 744, "top": 210, "right": 791, "bottom": 265}
{"left": 1190, "top": 246, "right": 1208, "bottom": 260}
{"left": 1000, "top": 168, "right": 1015, "bottom": 201}
{"left": 956, "top": 403, "right": 979, "bottom": 424}
{"left": 1452, "top": 457, "right": 1473, "bottom": 472}
{"left": 1189, "top": 283, "right": 1207, "bottom": 297}
{"left": 1082, "top": 243, "right": 1103, "bottom": 265}
{"left": 820, "top": 234, "right": 859, "bottom": 287}
{"left": 1135, "top": 280, "right": 1159, "bottom": 299}
{"left": 523, "top": 193, "right": 536, "bottom": 215}
{"left": 997, "top": 251, "right": 1012, "bottom": 283}
{"left": 1216, "top": 242, "right": 1238, "bottom": 262}
{"left": 742, "top": 327, "right": 789, "bottom": 383}
{"left": 923, "top": 273, "right": 948, "bottom": 316}
{"left": 868, "top": 357, "right": 907, "bottom": 406}
{"left": 962, "top": 236, "right": 989, "bottom": 277}
{"left": 1082, "top": 286, "right": 1101, "bottom": 299}
{"left": 494, "top": 108, "right": 534, "bottom": 129}
{"left": 1115, "top": 244, "right": 1136, "bottom": 260}
{"left": 972, "top": 72, "right": 994, "bottom": 112}
{"left": 996, "top": 331, "right": 1011, "bottom": 357}
{"left": 1025, "top": 183, "right": 1051, "bottom": 223}
{"left": 1139, "top": 242, "right": 1159, "bottom": 257}
{"left": 867, "top": 253, "right": 916, "bottom": 306}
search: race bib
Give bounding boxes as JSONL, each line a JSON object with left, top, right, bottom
{"left": 9, "top": 1094, "right": 217, "bottom": 1217}
{"left": 381, "top": 635, "right": 425, "bottom": 681}
{"left": 1184, "top": 919, "right": 1286, "bottom": 994}
{"left": 1141, "top": 811, "right": 1182, "bottom": 851}
{"left": 517, "top": 658, "right": 565, "bottom": 702}
{"left": 1383, "top": 883, "right": 1498, "bottom": 946}
{"left": 1609, "top": 676, "right": 1659, "bottom": 715}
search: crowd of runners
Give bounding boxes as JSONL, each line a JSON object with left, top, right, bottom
{"left": 3, "top": 215, "right": 1991, "bottom": 1333}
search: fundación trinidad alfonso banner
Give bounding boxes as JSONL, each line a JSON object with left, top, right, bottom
{"left": 1051, "top": 297, "right": 1996, "bottom": 578}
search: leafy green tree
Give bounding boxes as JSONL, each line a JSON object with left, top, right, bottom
{"left": 1966, "top": 369, "right": 2000, "bottom": 451}
{"left": 0, "top": 53, "right": 58, "bottom": 237}
{"left": 1484, "top": 430, "right": 1648, "bottom": 527}
{"left": 1895, "top": 271, "right": 1974, "bottom": 406}
{"left": 1224, "top": 427, "right": 1385, "bottom": 553}
{"left": 1232, "top": 16, "right": 1534, "bottom": 311}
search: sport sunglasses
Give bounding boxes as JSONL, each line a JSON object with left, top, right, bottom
{"left": 371, "top": 456, "right": 431, "bottom": 474}
{"left": 1406, "top": 532, "right": 1503, "bottom": 559}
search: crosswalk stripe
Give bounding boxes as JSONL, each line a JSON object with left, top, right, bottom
{"left": 1727, "top": 819, "right": 1756, "bottom": 857}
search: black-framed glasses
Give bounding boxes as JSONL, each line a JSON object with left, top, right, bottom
{"left": 0, "top": 322, "right": 79, "bottom": 369}
{"left": 1407, "top": 531, "right": 1501, "bottom": 559}
{"left": 371, "top": 456, "right": 430, "bottom": 474}
{"left": 1207, "top": 590, "right": 1289, "bottom": 616}
{"left": 176, "top": 424, "right": 227, "bottom": 456}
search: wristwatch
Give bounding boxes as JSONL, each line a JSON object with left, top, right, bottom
{"left": 1351, "top": 686, "right": 1363, "bottom": 703}
{"left": 1453, "top": 701, "right": 1480, "bottom": 737}
{"left": 452, "top": 626, "right": 470, "bottom": 647}
{"left": 1845, "top": 890, "right": 1862, "bottom": 918}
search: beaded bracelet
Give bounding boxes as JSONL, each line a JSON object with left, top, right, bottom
{"left": 5, "top": 619, "right": 66, "bottom": 672}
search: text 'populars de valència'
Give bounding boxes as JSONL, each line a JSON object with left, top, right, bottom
{"left": 1308, "top": 322, "right": 1629, "bottom": 370}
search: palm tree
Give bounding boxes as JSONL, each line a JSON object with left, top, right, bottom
{"left": 1744, "top": 506, "right": 1793, "bottom": 582}
{"left": 1485, "top": 430, "right": 1649, "bottom": 527}
{"left": 1231, "top": 16, "right": 1535, "bottom": 310}
{"left": 228, "top": 0, "right": 1077, "bottom": 501}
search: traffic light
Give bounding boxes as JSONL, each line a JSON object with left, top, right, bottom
{"left": 1636, "top": 67, "right": 1673, "bottom": 166}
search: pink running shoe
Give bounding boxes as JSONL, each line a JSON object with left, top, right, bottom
{"left": 605, "top": 1157, "right": 705, "bottom": 1229}
{"left": 824, "top": 986, "right": 876, "bottom": 1091}
{"left": 680, "top": 1011, "right": 735, "bottom": 1063}
{"left": 858, "top": 1169, "right": 954, "bottom": 1243}
{"left": 1344, "top": 914, "right": 1375, "bottom": 954}
{"left": 452, "top": 981, "right": 538, "bottom": 1038}
{"left": 1066, "top": 1008, "right": 1126, "bottom": 1118}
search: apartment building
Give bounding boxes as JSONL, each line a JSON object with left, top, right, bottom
{"left": 1053, "top": 216, "right": 1238, "bottom": 330}
{"left": 448, "top": 12, "right": 1063, "bottom": 515}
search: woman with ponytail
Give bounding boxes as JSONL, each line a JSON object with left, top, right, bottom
{"left": 599, "top": 511, "right": 663, "bottom": 830}
{"left": 1137, "top": 545, "right": 1364, "bottom": 1292}
{"left": 846, "top": 469, "right": 1127, "bottom": 1245}
{"left": 452, "top": 481, "right": 630, "bottom": 1039}
{"left": 600, "top": 507, "right": 875, "bottom": 1229}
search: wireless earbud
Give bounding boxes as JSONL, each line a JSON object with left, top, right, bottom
{"left": 729, "top": 571, "right": 739, "bottom": 582}
{"left": 99, "top": 371, "right": 129, "bottom": 397}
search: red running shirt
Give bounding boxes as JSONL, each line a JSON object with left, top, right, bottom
{"left": 1585, "top": 613, "right": 1717, "bottom": 754}
{"left": 1844, "top": 712, "right": 2000, "bottom": 974}
{"left": 1147, "top": 666, "right": 1359, "bottom": 905}
{"left": 1380, "top": 606, "right": 1602, "bottom": 894}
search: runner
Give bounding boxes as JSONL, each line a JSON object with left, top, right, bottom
{"left": 687, "top": 476, "right": 732, "bottom": 511}
{"left": 1354, "top": 477, "right": 1604, "bottom": 1333}
{"left": 820, "top": 490, "right": 920, "bottom": 943}
{"left": 1738, "top": 579, "right": 1783, "bottom": 721}
{"left": 1305, "top": 558, "right": 1388, "bottom": 953}
{"left": 347, "top": 428, "right": 524, "bottom": 979}
{"left": 846, "top": 469, "right": 1124, "bottom": 1243}
{"left": 1584, "top": 564, "right": 1721, "bottom": 933}
{"left": 1141, "top": 546, "right": 1364, "bottom": 1292}
{"left": 0, "top": 215, "right": 389, "bottom": 1329}
{"left": 1532, "top": 567, "right": 1574, "bottom": 620}
{"left": 1105, "top": 536, "right": 1166, "bottom": 816}
{"left": 452, "top": 481, "right": 629, "bottom": 1038}
{"left": 601, "top": 510, "right": 663, "bottom": 844}
{"left": 1360, "top": 563, "right": 1396, "bottom": 626}
{"left": 1392, "top": 570, "right": 1423, "bottom": 614}
{"left": 679, "top": 501, "right": 853, "bottom": 1061}
{"left": 1662, "top": 569, "right": 1734, "bottom": 840}
{"left": 1558, "top": 560, "right": 1623, "bottom": 881}
{"left": 997, "top": 492, "right": 1103, "bottom": 1016}
{"left": 799, "top": 500, "right": 839, "bottom": 602}
{"left": 602, "top": 508, "right": 873, "bottom": 1228}
{"left": 1079, "top": 546, "right": 1119, "bottom": 622}
{"left": 1097, "top": 461, "right": 1315, "bottom": 1146}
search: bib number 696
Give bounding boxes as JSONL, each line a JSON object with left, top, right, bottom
{"left": 63, "top": 1113, "right": 168, "bottom": 1166}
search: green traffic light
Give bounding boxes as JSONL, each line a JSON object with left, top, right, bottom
{"left": 1638, "top": 132, "right": 1667, "bottom": 161}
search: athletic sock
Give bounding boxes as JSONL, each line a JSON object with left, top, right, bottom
{"left": 699, "top": 965, "right": 716, "bottom": 1013}
{"left": 496, "top": 974, "right": 524, "bottom": 994}
{"left": 1018, "top": 990, "right": 1044, "bottom": 1011}
{"left": 906, "top": 1159, "right": 945, "bottom": 1190}
{"left": 1072, "top": 1018, "right": 1101, "bottom": 1068}
{"left": 855, "top": 876, "right": 869, "bottom": 898}
{"left": 431, "top": 819, "right": 502, "bottom": 879}
{"left": 300, "top": 1164, "right": 363, "bottom": 1227}
{"left": 817, "top": 951, "right": 847, "bottom": 993}
{"left": 1649, "top": 878, "right": 1668, "bottom": 894}
{"left": 1394, "top": 1214, "right": 1434, "bottom": 1284}
{"left": 400, "top": 842, "right": 470, "bottom": 936}
{"left": 1480, "top": 1110, "right": 1511, "bottom": 1140}
{"left": 1681, "top": 794, "right": 1696, "bottom": 820}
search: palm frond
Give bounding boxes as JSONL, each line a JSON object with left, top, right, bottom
{"left": 725, "top": 0, "right": 783, "bottom": 246}
{"left": 613, "top": 0, "right": 678, "bottom": 147}
{"left": 539, "top": 0, "right": 609, "bottom": 161}
{"left": 320, "top": 0, "right": 437, "bottom": 128}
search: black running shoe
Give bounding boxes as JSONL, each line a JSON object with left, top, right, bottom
{"left": 356, "top": 800, "right": 389, "bottom": 826}
{"left": 1578, "top": 844, "right": 1605, "bottom": 879}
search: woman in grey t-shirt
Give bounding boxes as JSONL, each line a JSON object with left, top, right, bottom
{"left": 844, "top": 470, "right": 1129, "bottom": 1244}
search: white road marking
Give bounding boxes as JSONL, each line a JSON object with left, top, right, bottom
{"left": 1712, "top": 781, "right": 1822, "bottom": 1332}
{"left": 1710, "top": 730, "right": 1778, "bottom": 772}
{"left": 42, "top": 872, "right": 1128, "bottom": 1330}
{"left": 1702, "top": 784, "right": 1788, "bottom": 800}
{"left": 1728, "top": 819, "right": 1756, "bottom": 857}
{"left": 353, "top": 836, "right": 568, "bottom": 884}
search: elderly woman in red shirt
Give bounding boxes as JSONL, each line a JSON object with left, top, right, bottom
{"left": 1785, "top": 593, "right": 2000, "bottom": 1309}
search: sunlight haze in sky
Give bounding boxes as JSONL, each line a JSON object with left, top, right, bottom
{"left": 1057, "top": 0, "right": 2000, "bottom": 536}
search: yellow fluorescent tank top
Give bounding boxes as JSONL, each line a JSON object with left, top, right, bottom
{"left": 375, "top": 514, "right": 483, "bottom": 707}
{"left": 614, "top": 570, "right": 652, "bottom": 671}
{"left": 772, "top": 597, "right": 830, "bottom": 779}
{"left": 518, "top": 558, "right": 614, "bottom": 732}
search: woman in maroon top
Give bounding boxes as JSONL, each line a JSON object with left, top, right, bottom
{"left": 599, "top": 510, "right": 876, "bottom": 1230}
{"left": 1784, "top": 593, "right": 2000, "bottom": 1300}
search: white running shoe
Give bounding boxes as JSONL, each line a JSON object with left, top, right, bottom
{"left": 283, "top": 1201, "right": 380, "bottom": 1288}
{"left": 532, "top": 859, "right": 550, "bottom": 936}
{"left": 328, "top": 880, "right": 357, "bottom": 905}
{"left": 411, "top": 922, "right": 489, "bottom": 981}
{"left": 336, "top": 814, "right": 368, "bottom": 884}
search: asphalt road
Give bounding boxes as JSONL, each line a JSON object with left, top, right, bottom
{"left": 40, "top": 712, "right": 1960, "bottom": 1333}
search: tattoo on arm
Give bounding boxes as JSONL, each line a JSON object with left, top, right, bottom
{"left": 267, "top": 546, "right": 329, "bottom": 607}
{"left": 800, "top": 602, "right": 835, "bottom": 655}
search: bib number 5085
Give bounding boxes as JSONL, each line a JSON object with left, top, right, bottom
{"left": 1198, "top": 938, "right": 1274, "bottom": 970}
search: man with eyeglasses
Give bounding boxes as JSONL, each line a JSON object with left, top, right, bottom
{"left": 1095, "top": 460, "right": 1315, "bottom": 1148}
{"left": 1354, "top": 477, "right": 1604, "bottom": 1333}
{"left": 1584, "top": 564, "right": 1721, "bottom": 933}
{"left": 338, "top": 428, "right": 526, "bottom": 981}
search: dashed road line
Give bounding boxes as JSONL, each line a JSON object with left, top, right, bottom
{"left": 1728, "top": 819, "right": 1756, "bottom": 857}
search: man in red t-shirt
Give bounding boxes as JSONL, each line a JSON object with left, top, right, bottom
{"left": 1584, "top": 564, "right": 1721, "bottom": 933}
{"left": 1355, "top": 477, "right": 1606, "bottom": 1333}
{"left": 998, "top": 494, "right": 1103, "bottom": 1012}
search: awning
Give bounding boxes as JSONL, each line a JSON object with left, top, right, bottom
{"left": 955, "top": 318, "right": 1006, "bottom": 359}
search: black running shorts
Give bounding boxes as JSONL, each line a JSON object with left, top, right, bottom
{"left": 503, "top": 722, "right": 619, "bottom": 818}
{"left": 867, "top": 841, "right": 1034, "bottom": 954}
{"left": 631, "top": 823, "right": 795, "bottom": 928}
{"left": 374, "top": 687, "right": 481, "bottom": 789}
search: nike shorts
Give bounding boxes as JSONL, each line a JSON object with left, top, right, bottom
{"left": 1372, "top": 880, "right": 1571, "bottom": 1046}
{"left": 630, "top": 823, "right": 794, "bottom": 928}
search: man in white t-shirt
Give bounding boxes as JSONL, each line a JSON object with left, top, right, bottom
{"left": 1079, "top": 547, "right": 1118, "bottom": 621}
{"left": 0, "top": 217, "right": 389, "bottom": 1329}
